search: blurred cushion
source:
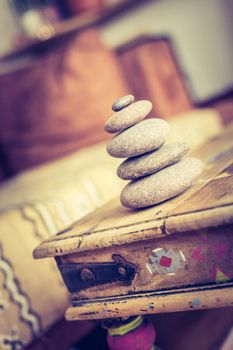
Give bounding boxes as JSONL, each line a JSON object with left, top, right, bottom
{"left": 167, "top": 108, "right": 223, "bottom": 150}
{"left": 0, "top": 142, "right": 123, "bottom": 349}
{"left": 0, "top": 29, "right": 127, "bottom": 175}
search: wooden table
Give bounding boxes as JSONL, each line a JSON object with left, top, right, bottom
{"left": 34, "top": 124, "right": 233, "bottom": 324}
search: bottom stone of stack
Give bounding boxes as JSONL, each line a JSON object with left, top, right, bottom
{"left": 120, "top": 157, "right": 203, "bottom": 209}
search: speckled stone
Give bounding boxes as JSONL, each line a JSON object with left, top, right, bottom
{"left": 107, "top": 119, "right": 170, "bottom": 158}
{"left": 105, "top": 100, "right": 152, "bottom": 134}
{"left": 112, "top": 95, "right": 135, "bottom": 112}
{"left": 117, "top": 142, "right": 189, "bottom": 180}
{"left": 120, "top": 157, "right": 203, "bottom": 209}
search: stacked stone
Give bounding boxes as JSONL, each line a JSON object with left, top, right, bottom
{"left": 105, "top": 95, "right": 203, "bottom": 209}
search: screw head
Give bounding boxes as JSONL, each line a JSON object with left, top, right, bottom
{"left": 80, "top": 268, "right": 95, "bottom": 281}
{"left": 118, "top": 266, "right": 127, "bottom": 277}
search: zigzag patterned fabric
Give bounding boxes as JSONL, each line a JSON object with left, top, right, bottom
{"left": 0, "top": 143, "right": 122, "bottom": 349}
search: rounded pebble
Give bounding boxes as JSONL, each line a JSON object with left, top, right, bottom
{"left": 107, "top": 119, "right": 170, "bottom": 158}
{"left": 117, "top": 142, "right": 189, "bottom": 180}
{"left": 120, "top": 158, "right": 203, "bottom": 209}
{"left": 112, "top": 94, "right": 135, "bottom": 112}
{"left": 105, "top": 100, "right": 152, "bottom": 134}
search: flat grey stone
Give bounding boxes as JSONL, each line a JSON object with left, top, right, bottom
{"left": 107, "top": 119, "right": 170, "bottom": 158}
{"left": 112, "top": 95, "right": 135, "bottom": 112}
{"left": 105, "top": 100, "right": 152, "bottom": 134}
{"left": 117, "top": 142, "right": 189, "bottom": 180}
{"left": 120, "top": 157, "right": 203, "bottom": 209}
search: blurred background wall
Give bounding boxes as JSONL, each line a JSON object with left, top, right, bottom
{"left": 0, "top": 0, "right": 18, "bottom": 55}
{"left": 100, "top": 0, "right": 233, "bottom": 102}
{"left": 0, "top": 0, "right": 232, "bottom": 102}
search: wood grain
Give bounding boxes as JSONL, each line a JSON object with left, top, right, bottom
{"left": 33, "top": 123, "right": 233, "bottom": 320}
{"left": 66, "top": 283, "right": 233, "bottom": 320}
{"left": 33, "top": 124, "right": 233, "bottom": 258}
{"left": 58, "top": 224, "right": 233, "bottom": 301}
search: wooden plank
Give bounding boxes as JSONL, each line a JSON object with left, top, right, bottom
{"left": 168, "top": 175, "right": 233, "bottom": 217}
{"left": 33, "top": 203, "right": 233, "bottom": 259}
{"left": 31, "top": 123, "right": 233, "bottom": 321}
{"left": 166, "top": 206, "right": 233, "bottom": 234}
{"left": 57, "top": 224, "right": 233, "bottom": 301}
{"left": 33, "top": 124, "right": 233, "bottom": 258}
{"left": 65, "top": 283, "right": 233, "bottom": 320}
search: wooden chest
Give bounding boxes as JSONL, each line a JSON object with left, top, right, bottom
{"left": 33, "top": 124, "right": 233, "bottom": 321}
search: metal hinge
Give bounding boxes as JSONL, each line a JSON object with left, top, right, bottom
{"left": 56, "top": 254, "right": 137, "bottom": 293}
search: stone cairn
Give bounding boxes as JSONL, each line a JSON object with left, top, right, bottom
{"left": 105, "top": 95, "right": 203, "bottom": 209}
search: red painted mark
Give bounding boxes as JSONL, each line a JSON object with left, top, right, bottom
{"left": 159, "top": 256, "right": 172, "bottom": 267}
{"left": 191, "top": 246, "right": 206, "bottom": 262}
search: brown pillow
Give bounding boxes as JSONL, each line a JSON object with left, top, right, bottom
{"left": 0, "top": 29, "right": 127, "bottom": 175}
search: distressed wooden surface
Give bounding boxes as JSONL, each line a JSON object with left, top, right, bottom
{"left": 66, "top": 283, "right": 233, "bottom": 320}
{"left": 33, "top": 123, "right": 233, "bottom": 259}
{"left": 33, "top": 124, "right": 233, "bottom": 320}
{"left": 60, "top": 225, "right": 233, "bottom": 301}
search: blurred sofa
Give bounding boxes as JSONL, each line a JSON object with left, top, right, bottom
{"left": 0, "top": 142, "right": 123, "bottom": 350}
{"left": 0, "top": 28, "right": 127, "bottom": 349}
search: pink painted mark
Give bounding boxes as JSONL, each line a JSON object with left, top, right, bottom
{"left": 212, "top": 242, "right": 228, "bottom": 258}
{"left": 159, "top": 256, "right": 172, "bottom": 267}
{"left": 191, "top": 246, "right": 206, "bottom": 263}
{"left": 211, "top": 266, "right": 217, "bottom": 280}
{"left": 107, "top": 319, "right": 156, "bottom": 350}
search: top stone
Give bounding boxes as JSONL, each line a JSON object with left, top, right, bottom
{"left": 105, "top": 100, "right": 152, "bottom": 134}
{"left": 112, "top": 94, "right": 135, "bottom": 112}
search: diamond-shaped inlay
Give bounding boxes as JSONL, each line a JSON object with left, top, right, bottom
{"left": 146, "top": 248, "right": 186, "bottom": 275}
